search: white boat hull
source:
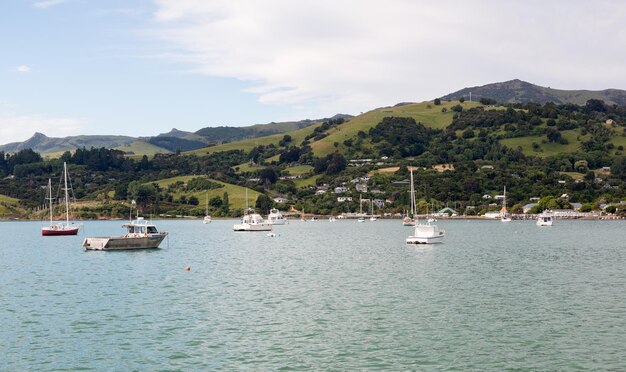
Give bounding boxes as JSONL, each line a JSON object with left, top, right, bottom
{"left": 406, "top": 234, "right": 445, "bottom": 244}
{"left": 233, "top": 223, "right": 272, "bottom": 231}
{"left": 406, "top": 224, "right": 445, "bottom": 244}
{"left": 267, "top": 219, "right": 286, "bottom": 225}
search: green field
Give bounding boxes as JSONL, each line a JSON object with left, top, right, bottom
{"left": 293, "top": 174, "right": 321, "bottom": 188}
{"left": 284, "top": 165, "right": 313, "bottom": 175}
{"left": 0, "top": 194, "right": 19, "bottom": 216}
{"left": 152, "top": 175, "right": 261, "bottom": 210}
{"left": 500, "top": 130, "right": 584, "bottom": 157}
{"left": 116, "top": 140, "right": 171, "bottom": 156}
{"left": 310, "top": 100, "right": 482, "bottom": 156}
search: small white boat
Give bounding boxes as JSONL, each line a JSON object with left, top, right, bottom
{"left": 329, "top": 216, "right": 336, "bottom": 222}
{"left": 266, "top": 208, "right": 286, "bottom": 225}
{"left": 406, "top": 221, "right": 445, "bottom": 244}
{"left": 267, "top": 232, "right": 278, "bottom": 237}
{"left": 402, "top": 216, "right": 415, "bottom": 226}
{"left": 536, "top": 213, "right": 553, "bottom": 226}
{"left": 203, "top": 192, "right": 211, "bottom": 224}
{"left": 233, "top": 209, "right": 273, "bottom": 231}
{"left": 310, "top": 216, "right": 318, "bottom": 222}
{"left": 83, "top": 217, "right": 167, "bottom": 250}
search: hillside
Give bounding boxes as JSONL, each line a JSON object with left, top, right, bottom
{"left": 441, "top": 79, "right": 626, "bottom": 105}
{"left": 0, "top": 133, "right": 139, "bottom": 154}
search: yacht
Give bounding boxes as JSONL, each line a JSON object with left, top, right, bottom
{"left": 266, "top": 208, "right": 286, "bottom": 225}
{"left": 83, "top": 217, "right": 167, "bottom": 250}
{"left": 42, "top": 162, "right": 80, "bottom": 236}
{"left": 369, "top": 199, "right": 377, "bottom": 221}
{"left": 403, "top": 168, "right": 417, "bottom": 226}
{"left": 406, "top": 220, "right": 445, "bottom": 244}
{"left": 357, "top": 194, "right": 366, "bottom": 222}
{"left": 234, "top": 208, "right": 273, "bottom": 231}
{"left": 203, "top": 192, "right": 212, "bottom": 224}
{"left": 536, "top": 213, "right": 554, "bottom": 226}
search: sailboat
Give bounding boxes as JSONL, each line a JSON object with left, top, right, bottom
{"left": 357, "top": 194, "right": 365, "bottom": 222}
{"left": 406, "top": 168, "right": 445, "bottom": 244}
{"left": 501, "top": 186, "right": 512, "bottom": 222}
{"left": 42, "top": 162, "right": 80, "bottom": 236}
{"left": 369, "top": 199, "right": 377, "bottom": 221}
{"left": 203, "top": 192, "right": 212, "bottom": 224}
{"left": 233, "top": 188, "right": 272, "bottom": 231}
{"left": 403, "top": 168, "right": 417, "bottom": 226}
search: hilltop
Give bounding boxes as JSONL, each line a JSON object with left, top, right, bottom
{"left": 441, "top": 79, "right": 626, "bottom": 106}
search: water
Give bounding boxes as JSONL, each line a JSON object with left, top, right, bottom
{"left": 1, "top": 219, "right": 625, "bottom": 370}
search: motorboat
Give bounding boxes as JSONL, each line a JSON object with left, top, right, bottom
{"left": 82, "top": 217, "right": 167, "bottom": 250}
{"left": 42, "top": 162, "right": 80, "bottom": 236}
{"left": 266, "top": 208, "right": 286, "bottom": 225}
{"left": 406, "top": 221, "right": 445, "bottom": 244}
{"left": 357, "top": 194, "right": 366, "bottom": 222}
{"left": 233, "top": 209, "right": 272, "bottom": 231}
{"left": 536, "top": 213, "right": 553, "bottom": 226}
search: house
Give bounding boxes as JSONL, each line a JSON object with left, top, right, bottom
{"left": 482, "top": 194, "right": 492, "bottom": 199}
{"left": 523, "top": 203, "right": 538, "bottom": 213}
{"left": 315, "top": 190, "right": 327, "bottom": 195}
{"left": 355, "top": 184, "right": 368, "bottom": 193}
{"left": 570, "top": 202, "right": 582, "bottom": 211}
{"left": 273, "top": 197, "right": 288, "bottom": 204}
{"left": 334, "top": 186, "right": 349, "bottom": 194}
{"left": 435, "top": 207, "right": 458, "bottom": 217}
{"left": 337, "top": 197, "right": 353, "bottom": 203}
{"left": 481, "top": 165, "right": 494, "bottom": 170}
{"left": 373, "top": 199, "right": 385, "bottom": 208}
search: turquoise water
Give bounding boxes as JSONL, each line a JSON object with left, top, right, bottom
{"left": 1, "top": 219, "right": 625, "bottom": 370}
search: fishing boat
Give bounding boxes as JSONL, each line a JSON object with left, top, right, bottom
{"left": 233, "top": 188, "right": 272, "bottom": 231}
{"left": 536, "top": 213, "right": 554, "bottom": 226}
{"left": 403, "top": 168, "right": 417, "bottom": 226}
{"left": 82, "top": 217, "right": 167, "bottom": 250}
{"left": 203, "top": 192, "right": 212, "bottom": 224}
{"left": 501, "top": 186, "right": 512, "bottom": 222}
{"left": 42, "top": 162, "right": 80, "bottom": 236}
{"left": 266, "top": 208, "right": 286, "bottom": 225}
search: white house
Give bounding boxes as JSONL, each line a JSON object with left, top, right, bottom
{"left": 273, "top": 197, "right": 288, "bottom": 204}
{"left": 337, "top": 197, "right": 353, "bottom": 203}
{"left": 334, "top": 186, "right": 349, "bottom": 194}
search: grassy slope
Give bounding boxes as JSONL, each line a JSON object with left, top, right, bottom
{"left": 185, "top": 122, "right": 323, "bottom": 156}
{"left": 152, "top": 175, "right": 261, "bottom": 210}
{"left": 310, "top": 101, "right": 481, "bottom": 157}
{"left": 115, "top": 140, "right": 171, "bottom": 156}
{"left": 0, "top": 194, "right": 20, "bottom": 216}
{"left": 500, "top": 130, "right": 584, "bottom": 157}
{"left": 284, "top": 165, "right": 313, "bottom": 175}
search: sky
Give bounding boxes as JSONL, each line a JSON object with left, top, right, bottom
{"left": 2, "top": 0, "right": 626, "bottom": 144}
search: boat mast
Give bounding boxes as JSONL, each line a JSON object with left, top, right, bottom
{"left": 48, "top": 178, "right": 53, "bottom": 224}
{"left": 63, "top": 162, "right": 70, "bottom": 225}
{"left": 359, "top": 194, "right": 363, "bottom": 214}
{"left": 409, "top": 167, "right": 416, "bottom": 218}
{"left": 205, "top": 191, "right": 209, "bottom": 215}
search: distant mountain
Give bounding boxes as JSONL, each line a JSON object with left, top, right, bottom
{"left": 0, "top": 133, "right": 137, "bottom": 154}
{"left": 0, "top": 114, "right": 353, "bottom": 155}
{"left": 441, "top": 79, "right": 626, "bottom": 105}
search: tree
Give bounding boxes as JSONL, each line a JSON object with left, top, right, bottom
{"left": 209, "top": 196, "right": 223, "bottom": 208}
{"left": 188, "top": 195, "right": 199, "bottom": 205}
{"left": 259, "top": 167, "right": 279, "bottom": 184}
{"left": 222, "top": 192, "right": 230, "bottom": 213}
{"left": 451, "top": 104, "right": 463, "bottom": 112}
{"left": 546, "top": 128, "right": 562, "bottom": 143}
{"left": 434, "top": 98, "right": 441, "bottom": 105}
{"left": 459, "top": 97, "right": 465, "bottom": 103}
{"left": 605, "top": 205, "right": 617, "bottom": 214}
{"left": 479, "top": 97, "right": 496, "bottom": 105}
{"left": 255, "top": 194, "right": 273, "bottom": 214}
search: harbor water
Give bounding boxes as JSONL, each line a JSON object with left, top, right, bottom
{"left": 1, "top": 219, "right": 625, "bottom": 370}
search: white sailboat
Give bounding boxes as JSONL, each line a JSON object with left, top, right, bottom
{"left": 501, "top": 186, "right": 512, "bottom": 222}
{"left": 233, "top": 188, "right": 272, "bottom": 231}
{"left": 369, "top": 199, "right": 377, "bottom": 221}
{"left": 357, "top": 194, "right": 365, "bottom": 222}
{"left": 42, "top": 162, "right": 80, "bottom": 236}
{"left": 406, "top": 169, "right": 445, "bottom": 244}
{"left": 403, "top": 168, "right": 417, "bottom": 226}
{"left": 203, "top": 192, "right": 212, "bottom": 224}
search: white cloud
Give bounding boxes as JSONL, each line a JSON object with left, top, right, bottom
{"left": 0, "top": 114, "right": 83, "bottom": 144}
{"left": 16, "top": 65, "right": 31, "bottom": 73}
{"left": 150, "top": 0, "right": 626, "bottom": 117}
{"left": 33, "top": 0, "right": 67, "bottom": 9}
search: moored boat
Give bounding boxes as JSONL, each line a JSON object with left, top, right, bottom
{"left": 536, "top": 213, "right": 554, "bottom": 226}
{"left": 42, "top": 162, "right": 80, "bottom": 236}
{"left": 82, "top": 217, "right": 167, "bottom": 250}
{"left": 233, "top": 209, "right": 273, "bottom": 231}
{"left": 266, "top": 208, "right": 286, "bottom": 225}
{"left": 406, "top": 222, "right": 445, "bottom": 244}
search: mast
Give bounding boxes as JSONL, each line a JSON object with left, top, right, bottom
{"left": 409, "top": 167, "right": 416, "bottom": 217}
{"left": 63, "top": 162, "right": 70, "bottom": 225}
{"left": 48, "top": 178, "right": 53, "bottom": 224}
{"left": 359, "top": 194, "right": 363, "bottom": 214}
{"left": 205, "top": 192, "right": 208, "bottom": 215}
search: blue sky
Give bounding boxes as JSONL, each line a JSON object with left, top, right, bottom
{"left": 2, "top": 0, "right": 626, "bottom": 143}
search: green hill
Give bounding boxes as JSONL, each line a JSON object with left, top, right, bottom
{"left": 115, "top": 140, "right": 172, "bottom": 156}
